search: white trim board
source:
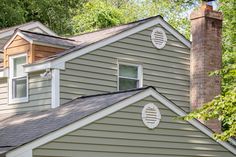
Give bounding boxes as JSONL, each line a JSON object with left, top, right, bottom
{"left": 25, "top": 16, "right": 191, "bottom": 72}
{"left": 51, "top": 69, "right": 60, "bottom": 108}
{"left": 3, "top": 31, "right": 68, "bottom": 51}
{"left": 0, "top": 21, "right": 57, "bottom": 39}
{"left": 3, "top": 31, "right": 33, "bottom": 50}
{"left": 6, "top": 87, "right": 236, "bottom": 157}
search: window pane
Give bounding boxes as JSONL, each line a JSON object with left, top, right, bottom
{"left": 119, "top": 78, "right": 138, "bottom": 90}
{"left": 119, "top": 65, "right": 138, "bottom": 78}
{"left": 13, "top": 77, "right": 27, "bottom": 98}
{"left": 14, "top": 56, "right": 26, "bottom": 77}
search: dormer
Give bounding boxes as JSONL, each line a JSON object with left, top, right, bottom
{"left": 0, "top": 29, "right": 76, "bottom": 109}
{"left": 3, "top": 29, "right": 76, "bottom": 68}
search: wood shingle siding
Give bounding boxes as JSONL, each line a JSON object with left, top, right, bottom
{"left": 34, "top": 45, "right": 65, "bottom": 61}
{"left": 4, "top": 35, "right": 30, "bottom": 67}
{"left": 60, "top": 25, "right": 190, "bottom": 111}
{"left": 0, "top": 72, "right": 51, "bottom": 114}
{"left": 34, "top": 96, "right": 235, "bottom": 157}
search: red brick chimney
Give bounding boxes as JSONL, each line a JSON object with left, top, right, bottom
{"left": 190, "top": 0, "right": 223, "bottom": 133}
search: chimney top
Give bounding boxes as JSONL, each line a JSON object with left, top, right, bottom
{"left": 190, "top": 0, "right": 222, "bottom": 21}
{"left": 201, "top": 0, "right": 214, "bottom": 11}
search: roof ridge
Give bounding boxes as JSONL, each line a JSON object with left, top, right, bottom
{"left": 19, "top": 29, "right": 75, "bottom": 41}
{"left": 0, "top": 21, "right": 37, "bottom": 33}
{"left": 78, "top": 86, "right": 154, "bottom": 99}
{"left": 60, "top": 86, "right": 154, "bottom": 105}
{"left": 70, "top": 15, "right": 162, "bottom": 38}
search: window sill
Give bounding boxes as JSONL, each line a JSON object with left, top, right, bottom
{"left": 9, "top": 97, "right": 29, "bottom": 104}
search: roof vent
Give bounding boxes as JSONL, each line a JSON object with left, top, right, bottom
{"left": 151, "top": 27, "right": 167, "bottom": 49}
{"left": 142, "top": 103, "right": 161, "bottom": 129}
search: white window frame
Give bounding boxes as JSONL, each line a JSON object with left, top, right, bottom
{"left": 117, "top": 61, "right": 143, "bottom": 91}
{"left": 9, "top": 53, "right": 28, "bottom": 104}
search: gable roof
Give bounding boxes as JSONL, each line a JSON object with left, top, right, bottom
{"left": 3, "top": 30, "right": 77, "bottom": 50}
{"left": 1, "top": 87, "right": 235, "bottom": 157}
{"left": 0, "top": 21, "right": 57, "bottom": 38}
{"left": 0, "top": 87, "right": 145, "bottom": 155}
{"left": 24, "top": 15, "right": 191, "bottom": 73}
{"left": 70, "top": 15, "right": 161, "bottom": 45}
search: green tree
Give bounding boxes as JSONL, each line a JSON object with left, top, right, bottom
{"left": 0, "top": 0, "right": 86, "bottom": 35}
{"left": 71, "top": 0, "right": 198, "bottom": 37}
{"left": 184, "top": 0, "right": 236, "bottom": 141}
{"left": 72, "top": 0, "right": 126, "bottom": 34}
{"left": 0, "top": 0, "right": 25, "bottom": 28}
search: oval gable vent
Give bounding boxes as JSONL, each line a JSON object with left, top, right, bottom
{"left": 151, "top": 27, "right": 167, "bottom": 49}
{"left": 142, "top": 103, "right": 161, "bottom": 129}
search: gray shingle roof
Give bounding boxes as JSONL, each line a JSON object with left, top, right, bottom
{"left": 0, "top": 87, "right": 151, "bottom": 155}
{"left": 31, "top": 15, "right": 163, "bottom": 64}
{"left": 0, "top": 22, "right": 37, "bottom": 34}
{"left": 20, "top": 30, "right": 78, "bottom": 48}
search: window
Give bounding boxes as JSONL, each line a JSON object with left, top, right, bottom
{"left": 9, "top": 54, "right": 28, "bottom": 103}
{"left": 118, "top": 63, "right": 142, "bottom": 91}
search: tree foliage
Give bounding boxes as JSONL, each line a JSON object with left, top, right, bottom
{"left": 72, "top": 0, "right": 198, "bottom": 37}
{"left": 0, "top": 0, "right": 235, "bottom": 141}
{"left": 184, "top": 0, "right": 236, "bottom": 141}
{"left": 0, "top": 0, "right": 86, "bottom": 35}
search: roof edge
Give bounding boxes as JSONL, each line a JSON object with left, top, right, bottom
{"left": 0, "top": 21, "right": 57, "bottom": 38}
{"left": 25, "top": 16, "right": 191, "bottom": 73}
{"left": 4, "top": 87, "right": 236, "bottom": 157}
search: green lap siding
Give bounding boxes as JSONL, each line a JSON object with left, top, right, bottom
{"left": 0, "top": 71, "right": 51, "bottom": 114}
{"left": 33, "top": 96, "right": 234, "bottom": 157}
{"left": 60, "top": 25, "right": 190, "bottom": 111}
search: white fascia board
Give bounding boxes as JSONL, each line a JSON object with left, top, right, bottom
{"left": 5, "top": 88, "right": 152, "bottom": 157}
{"left": 148, "top": 88, "right": 236, "bottom": 155}
{"left": 27, "top": 16, "right": 191, "bottom": 72}
{"left": 0, "top": 22, "right": 57, "bottom": 39}
{"left": 6, "top": 88, "right": 236, "bottom": 157}
{"left": 0, "top": 68, "right": 8, "bottom": 78}
{"left": 35, "top": 21, "right": 57, "bottom": 36}
{"left": 3, "top": 32, "right": 33, "bottom": 50}
{"left": 24, "top": 61, "right": 65, "bottom": 73}
{"left": 158, "top": 20, "right": 191, "bottom": 48}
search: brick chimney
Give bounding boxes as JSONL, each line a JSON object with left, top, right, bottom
{"left": 190, "top": 0, "right": 223, "bottom": 133}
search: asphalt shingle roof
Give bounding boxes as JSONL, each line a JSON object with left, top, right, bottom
{"left": 20, "top": 30, "right": 78, "bottom": 48}
{"left": 0, "top": 87, "right": 151, "bottom": 155}
{"left": 0, "top": 21, "right": 37, "bottom": 34}
{"left": 31, "top": 15, "right": 163, "bottom": 64}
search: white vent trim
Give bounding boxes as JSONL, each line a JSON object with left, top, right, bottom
{"left": 151, "top": 27, "right": 167, "bottom": 49}
{"left": 142, "top": 103, "right": 161, "bottom": 129}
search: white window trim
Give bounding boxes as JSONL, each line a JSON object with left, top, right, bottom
{"left": 117, "top": 61, "right": 143, "bottom": 91}
{"left": 9, "top": 53, "right": 29, "bottom": 104}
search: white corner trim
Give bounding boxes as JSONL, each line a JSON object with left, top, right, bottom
{"left": 0, "top": 21, "right": 57, "bottom": 39}
{"left": 26, "top": 16, "right": 191, "bottom": 72}
{"left": 51, "top": 69, "right": 60, "bottom": 108}
{"left": 0, "top": 68, "right": 8, "bottom": 78}
{"left": 6, "top": 87, "right": 236, "bottom": 157}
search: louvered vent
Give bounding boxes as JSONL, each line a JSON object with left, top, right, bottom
{"left": 151, "top": 27, "right": 167, "bottom": 49}
{"left": 142, "top": 103, "right": 161, "bottom": 129}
